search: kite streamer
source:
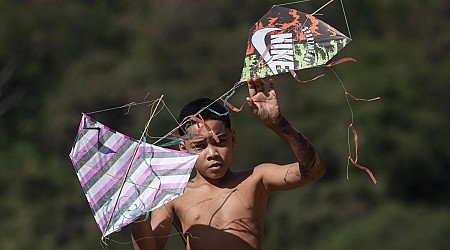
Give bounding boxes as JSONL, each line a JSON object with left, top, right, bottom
{"left": 348, "top": 124, "right": 377, "bottom": 184}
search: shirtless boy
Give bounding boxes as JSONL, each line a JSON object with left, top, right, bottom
{"left": 131, "top": 78, "right": 326, "bottom": 249}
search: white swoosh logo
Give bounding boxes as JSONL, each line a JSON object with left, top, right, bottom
{"left": 251, "top": 27, "right": 282, "bottom": 74}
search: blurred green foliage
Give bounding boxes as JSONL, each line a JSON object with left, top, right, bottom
{"left": 0, "top": 0, "right": 449, "bottom": 249}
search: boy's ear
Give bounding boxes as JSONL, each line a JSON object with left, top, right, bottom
{"left": 231, "top": 129, "right": 237, "bottom": 149}
{"left": 179, "top": 141, "right": 187, "bottom": 152}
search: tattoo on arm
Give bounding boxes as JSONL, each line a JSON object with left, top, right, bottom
{"left": 276, "top": 117, "right": 318, "bottom": 176}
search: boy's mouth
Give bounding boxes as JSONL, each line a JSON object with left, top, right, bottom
{"left": 209, "top": 163, "right": 222, "bottom": 170}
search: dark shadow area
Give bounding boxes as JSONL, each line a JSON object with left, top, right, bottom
{"left": 185, "top": 224, "right": 255, "bottom": 250}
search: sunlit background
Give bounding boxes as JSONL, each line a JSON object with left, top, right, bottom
{"left": 0, "top": 0, "right": 449, "bottom": 249}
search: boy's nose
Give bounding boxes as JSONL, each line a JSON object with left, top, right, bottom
{"left": 206, "top": 145, "right": 219, "bottom": 159}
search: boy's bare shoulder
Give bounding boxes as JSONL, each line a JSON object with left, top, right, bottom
{"left": 172, "top": 168, "right": 264, "bottom": 203}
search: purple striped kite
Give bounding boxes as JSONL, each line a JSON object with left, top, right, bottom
{"left": 69, "top": 114, "right": 198, "bottom": 237}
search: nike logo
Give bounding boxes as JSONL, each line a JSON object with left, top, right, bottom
{"left": 251, "top": 27, "right": 295, "bottom": 74}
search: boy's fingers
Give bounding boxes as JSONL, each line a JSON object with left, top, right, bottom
{"left": 246, "top": 97, "right": 255, "bottom": 110}
{"left": 254, "top": 78, "right": 263, "bottom": 93}
{"left": 247, "top": 78, "right": 257, "bottom": 97}
{"left": 268, "top": 79, "right": 275, "bottom": 91}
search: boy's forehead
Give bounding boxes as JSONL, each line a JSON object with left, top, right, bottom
{"left": 185, "top": 119, "right": 230, "bottom": 137}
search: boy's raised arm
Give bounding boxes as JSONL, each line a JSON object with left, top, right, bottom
{"left": 246, "top": 78, "right": 326, "bottom": 191}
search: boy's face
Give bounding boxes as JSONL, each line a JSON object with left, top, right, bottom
{"left": 179, "top": 119, "right": 236, "bottom": 182}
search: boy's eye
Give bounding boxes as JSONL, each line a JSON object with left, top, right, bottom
{"left": 192, "top": 144, "right": 206, "bottom": 150}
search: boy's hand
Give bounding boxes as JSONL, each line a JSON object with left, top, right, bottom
{"left": 246, "top": 78, "right": 282, "bottom": 127}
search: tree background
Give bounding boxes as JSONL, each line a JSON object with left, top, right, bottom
{"left": 0, "top": 0, "right": 449, "bottom": 249}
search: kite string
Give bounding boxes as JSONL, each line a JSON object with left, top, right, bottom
{"left": 103, "top": 231, "right": 186, "bottom": 246}
{"left": 152, "top": 81, "right": 245, "bottom": 146}
{"left": 273, "top": 0, "right": 352, "bottom": 40}
{"left": 274, "top": 0, "right": 311, "bottom": 7}
{"left": 297, "top": 0, "right": 353, "bottom": 40}
{"left": 340, "top": 0, "right": 352, "bottom": 39}
{"left": 143, "top": 99, "right": 167, "bottom": 138}
{"left": 85, "top": 100, "right": 158, "bottom": 115}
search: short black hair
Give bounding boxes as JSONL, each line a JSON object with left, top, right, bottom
{"left": 178, "top": 98, "right": 231, "bottom": 136}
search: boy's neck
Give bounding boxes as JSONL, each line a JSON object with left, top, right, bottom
{"left": 193, "top": 170, "right": 234, "bottom": 188}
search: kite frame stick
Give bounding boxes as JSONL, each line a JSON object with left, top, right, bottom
{"left": 311, "top": 0, "right": 334, "bottom": 16}
{"left": 101, "top": 95, "right": 164, "bottom": 239}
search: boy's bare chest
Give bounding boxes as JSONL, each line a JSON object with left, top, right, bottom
{"left": 174, "top": 183, "right": 266, "bottom": 230}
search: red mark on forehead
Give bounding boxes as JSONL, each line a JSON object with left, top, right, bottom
{"left": 181, "top": 114, "right": 220, "bottom": 143}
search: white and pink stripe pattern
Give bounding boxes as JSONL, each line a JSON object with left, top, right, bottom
{"left": 69, "top": 114, "right": 197, "bottom": 236}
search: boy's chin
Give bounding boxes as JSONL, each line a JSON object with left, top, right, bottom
{"left": 202, "top": 169, "right": 230, "bottom": 180}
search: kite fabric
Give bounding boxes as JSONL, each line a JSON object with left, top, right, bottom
{"left": 69, "top": 114, "right": 198, "bottom": 237}
{"left": 240, "top": 6, "right": 351, "bottom": 82}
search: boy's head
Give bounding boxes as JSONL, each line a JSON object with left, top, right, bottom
{"left": 178, "top": 98, "right": 236, "bottom": 182}
{"left": 178, "top": 98, "right": 231, "bottom": 136}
